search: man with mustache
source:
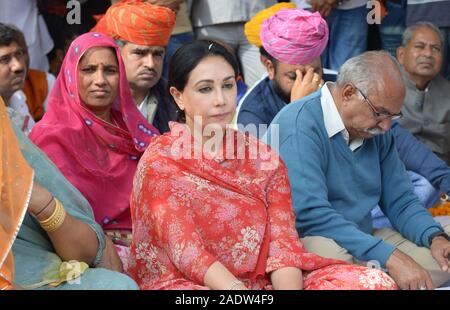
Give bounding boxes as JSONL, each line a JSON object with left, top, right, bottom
{"left": 93, "top": 1, "right": 177, "bottom": 133}
{"left": 238, "top": 7, "right": 449, "bottom": 221}
{"left": 397, "top": 22, "right": 450, "bottom": 166}
{"left": 236, "top": 6, "right": 327, "bottom": 139}
{"left": 265, "top": 51, "right": 450, "bottom": 290}
{"left": 0, "top": 23, "right": 35, "bottom": 134}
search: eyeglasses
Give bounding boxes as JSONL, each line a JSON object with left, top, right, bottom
{"left": 354, "top": 85, "right": 403, "bottom": 121}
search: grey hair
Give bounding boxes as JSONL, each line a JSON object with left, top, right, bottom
{"left": 402, "top": 22, "right": 444, "bottom": 47}
{"left": 114, "top": 39, "right": 127, "bottom": 48}
{"left": 336, "top": 51, "right": 403, "bottom": 97}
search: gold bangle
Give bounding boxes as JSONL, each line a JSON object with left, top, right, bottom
{"left": 39, "top": 198, "right": 66, "bottom": 232}
{"left": 38, "top": 199, "right": 59, "bottom": 225}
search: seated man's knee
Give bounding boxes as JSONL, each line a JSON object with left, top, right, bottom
{"left": 301, "top": 236, "right": 354, "bottom": 263}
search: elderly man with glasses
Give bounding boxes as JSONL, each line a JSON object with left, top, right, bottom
{"left": 265, "top": 51, "right": 450, "bottom": 290}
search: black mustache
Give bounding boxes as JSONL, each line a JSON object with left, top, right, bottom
{"left": 11, "top": 72, "right": 25, "bottom": 79}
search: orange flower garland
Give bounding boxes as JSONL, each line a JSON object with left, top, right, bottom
{"left": 429, "top": 194, "right": 450, "bottom": 217}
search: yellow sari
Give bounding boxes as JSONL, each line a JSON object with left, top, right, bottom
{"left": 0, "top": 97, "right": 34, "bottom": 290}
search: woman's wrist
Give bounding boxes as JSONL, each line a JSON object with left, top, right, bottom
{"left": 37, "top": 198, "right": 66, "bottom": 232}
{"left": 28, "top": 183, "right": 52, "bottom": 215}
{"left": 233, "top": 283, "right": 248, "bottom": 290}
{"left": 32, "top": 196, "right": 54, "bottom": 217}
{"left": 270, "top": 267, "right": 303, "bottom": 290}
{"left": 204, "top": 261, "right": 249, "bottom": 290}
{"left": 31, "top": 199, "right": 56, "bottom": 220}
{"left": 227, "top": 279, "right": 247, "bottom": 290}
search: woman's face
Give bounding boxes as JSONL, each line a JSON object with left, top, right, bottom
{"left": 171, "top": 56, "right": 237, "bottom": 131}
{"left": 77, "top": 47, "right": 119, "bottom": 113}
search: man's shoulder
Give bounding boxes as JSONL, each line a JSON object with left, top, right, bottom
{"left": 153, "top": 79, "right": 168, "bottom": 93}
{"left": 370, "top": 129, "right": 396, "bottom": 157}
{"left": 240, "top": 76, "right": 271, "bottom": 108}
{"left": 273, "top": 91, "right": 323, "bottom": 126}
{"left": 433, "top": 75, "right": 450, "bottom": 93}
{"left": 238, "top": 77, "right": 275, "bottom": 124}
{"left": 268, "top": 91, "right": 325, "bottom": 145}
{"left": 152, "top": 79, "right": 172, "bottom": 101}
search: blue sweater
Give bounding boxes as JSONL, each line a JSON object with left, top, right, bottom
{"left": 238, "top": 77, "right": 285, "bottom": 139}
{"left": 392, "top": 121, "right": 450, "bottom": 195}
{"left": 265, "top": 91, "right": 443, "bottom": 267}
{"left": 238, "top": 74, "right": 337, "bottom": 138}
{"left": 241, "top": 77, "right": 450, "bottom": 194}
{"left": 243, "top": 77, "right": 450, "bottom": 195}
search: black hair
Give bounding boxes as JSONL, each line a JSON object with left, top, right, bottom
{"left": 42, "top": 14, "right": 90, "bottom": 62}
{"left": 259, "top": 45, "right": 278, "bottom": 69}
{"left": 0, "top": 23, "right": 25, "bottom": 49}
{"left": 168, "top": 40, "right": 239, "bottom": 122}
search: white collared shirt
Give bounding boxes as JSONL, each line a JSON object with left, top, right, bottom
{"left": 320, "top": 82, "right": 364, "bottom": 152}
{"left": 8, "top": 90, "right": 36, "bottom": 135}
{"left": 138, "top": 91, "right": 158, "bottom": 124}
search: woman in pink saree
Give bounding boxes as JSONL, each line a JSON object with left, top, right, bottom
{"left": 29, "top": 33, "right": 159, "bottom": 268}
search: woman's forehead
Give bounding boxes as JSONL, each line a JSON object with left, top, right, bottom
{"left": 79, "top": 47, "right": 118, "bottom": 65}
{"left": 188, "top": 56, "right": 235, "bottom": 82}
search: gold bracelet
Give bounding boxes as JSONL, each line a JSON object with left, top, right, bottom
{"left": 39, "top": 198, "right": 66, "bottom": 232}
{"left": 40, "top": 198, "right": 66, "bottom": 232}
{"left": 38, "top": 199, "right": 59, "bottom": 225}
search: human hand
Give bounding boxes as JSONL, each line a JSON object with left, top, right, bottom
{"left": 430, "top": 236, "right": 450, "bottom": 273}
{"left": 386, "top": 249, "right": 434, "bottom": 290}
{"left": 290, "top": 68, "right": 323, "bottom": 102}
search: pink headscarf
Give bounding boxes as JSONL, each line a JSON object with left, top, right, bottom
{"left": 260, "top": 8, "right": 329, "bottom": 65}
{"left": 29, "top": 32, "right": 159, "bottom": 231}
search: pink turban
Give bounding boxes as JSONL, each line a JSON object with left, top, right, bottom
{"left": 260, "top": 8, "right": 329, "bottom": 65}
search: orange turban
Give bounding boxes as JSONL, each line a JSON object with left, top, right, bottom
{"left": 244, "top": 2, "right": 296, "bottom": 47}
{"left": 92, "top": 1, "right": 176, "bottom": 46}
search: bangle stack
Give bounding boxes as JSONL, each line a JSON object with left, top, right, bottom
{"left": 38, "top": 198, "right": 66, "bottom": 232}
{"left": 227, "top": 279, "right": 244, "bottom": 290}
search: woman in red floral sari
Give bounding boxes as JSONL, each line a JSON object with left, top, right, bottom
{"left": 127, "top": 41, "right": 397, "bottom": 290}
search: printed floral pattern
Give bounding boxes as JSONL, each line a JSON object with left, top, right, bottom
{"left": 128, "top": 123, "right": 397, "bottom": 290}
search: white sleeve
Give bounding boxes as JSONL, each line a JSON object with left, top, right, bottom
{"left": 44, "top": 73, "right": 56, "bottom": 110}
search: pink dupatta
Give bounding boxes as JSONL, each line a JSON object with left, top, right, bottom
{"left": 29, "top": 32, "right": 159, "bottom": 231}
